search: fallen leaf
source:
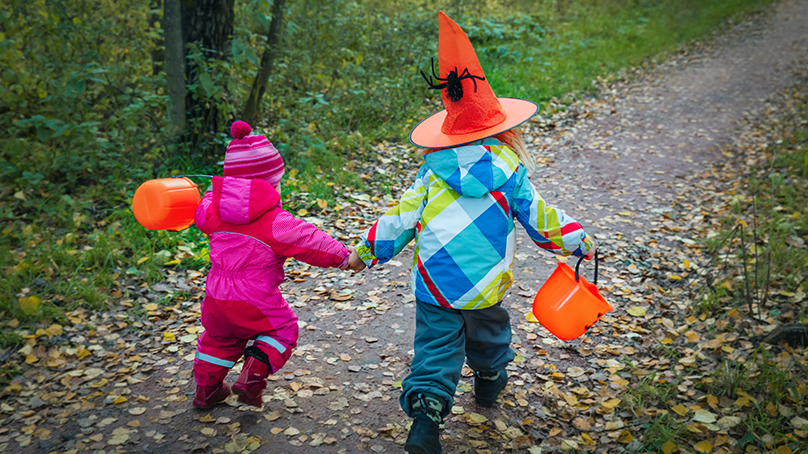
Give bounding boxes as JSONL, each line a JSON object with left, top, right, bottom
{"left": 627, "top": 306, "right": 647, "bottom": 317}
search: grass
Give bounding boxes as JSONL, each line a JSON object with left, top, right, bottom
{"left": 696, "top": 95, "right": 808, "bottom": 321}
{"left": 631, "top": 348, "right": 808, "bottom": 453}
{"left": 0, "top": 184, "right": 211, "bottom": 328}
{"left": 478, "top": 0, "right": 774, "bottom": 105}
{"left": 632, "top": 91, "right": 808, "bottom": 454}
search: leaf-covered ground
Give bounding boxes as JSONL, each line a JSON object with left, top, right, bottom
{"left": 2, "top": 2, "right": 808, "bottom": 454}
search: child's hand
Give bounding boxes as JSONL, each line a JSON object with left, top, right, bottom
{"left": 584, "top": 242, "right": 597, "bottom": 261}
{"left": 340, "top": 248, "right": 367, "bottom": 273}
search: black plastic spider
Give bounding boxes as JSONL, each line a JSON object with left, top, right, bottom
{"left": 420, "top": 58, "right": 485, "bottom": 102}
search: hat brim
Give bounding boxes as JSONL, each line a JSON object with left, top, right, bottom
{"left": 409, "top": 97, "right": 539, "bottom": 149}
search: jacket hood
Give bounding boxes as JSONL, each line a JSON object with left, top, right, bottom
{"left": 211, "top": 176, "right": 280, "bottom": 224}
{"left": 423, "top": 142, "right": 521, "bottom": 198}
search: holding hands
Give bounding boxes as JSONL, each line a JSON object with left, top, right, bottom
{"left": 340, "top": 247, "right": 367, "bottom": 273}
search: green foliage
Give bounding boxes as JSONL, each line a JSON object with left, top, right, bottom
{"left": 0, "top": 0, "right": 167, "bottom": 190}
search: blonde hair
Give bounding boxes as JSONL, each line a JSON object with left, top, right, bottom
{"left": 492, "top": 127, "right": 535, "bottom": 173}
{"left": 420, "top": 127, "right": 536, "bottom": 173}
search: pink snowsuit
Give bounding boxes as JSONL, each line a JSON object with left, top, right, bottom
{"left": 193, "top": 176, "right": 349, "bottom": 387}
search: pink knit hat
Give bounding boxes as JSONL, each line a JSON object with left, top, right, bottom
{"left": 224, "top": 121, "right": 285, "bottom": 187}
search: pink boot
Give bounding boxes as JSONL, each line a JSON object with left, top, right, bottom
{"left": 232, "top": 349, "right": 271, "bottom": 407}
{"left": 193, "top": 381, "right": 231, "bottom": 409}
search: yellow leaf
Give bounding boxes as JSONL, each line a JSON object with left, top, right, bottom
{"left": 199, "top": 413, "right": 216, "bottom": 423}
{"left": 661, "top": 337, "right": 674, "bottom": 345}
{"left": 672, "top": 404, "right": 688, "bottom": 416}
{"left": 89, "top": 378, "right": 108, "bottom": 388}
{"left": 25, "top": 355, "right": 39, "bottom": 364}
{"left": 627, "top": 306, "right": 647, "bottom": 317}
{"left": 617, "top": 430, "right": 633, "bottom": 443}
{"left": 19, "top": 295, "right": 41, "bottom": 315}
{"left": 735, "top": 396, "right": 752, "bottom": 408}
{"left": 777, "top": 446, "right": 793, "bottom": 454}
{"left": 618, "top": 211, "right": 632, "bottom": 217}
{"left": 162, "top": 332, "right": 176, "bottom": 342}
{"left": 297, "top": 209, "right": 309, "bottom": 216}
{"left": 137, "top": 256, "right": 150, "bottom": 265}
{"left": 694, "top": 441, "right": 713, "bottom": 453}
{"left": 670, "top": 275, "right": 682, "bottom": 280}
{"left": 164, "top": 259, "right": 181, "bottom": 266}
{"left": 45, "top": 324, "right": 63, "bottom": 338}
{"left": 685, "top": 331, "right": 701, "bottom": 343}
{"left": 468, "top": 413, "right": 488, "bottom": 424}
{"left": 77, "top": 348, "right": 91, "bottom": 360}
{"left": 112, "top": 396, "right": 127, "bottom": 405}
{"left": 525, "top": 312, "right": 539, "bottom": 323}
{"left": 661, "top": 440, "right": 678, "bottom": 454}
{"left": 317, "top": 199, "right": 328, "bottom": 209}
{"left": 580, "top": 432, "right": 595, "bottom": 445}
{"left": 602, "top": 398, "right": 621, "bottom": 410}
{"left": 683, "top": 259, "right": 691, "bottom": 269}
{"left": 144, "top": 303, "right": 158, "bottom": 311}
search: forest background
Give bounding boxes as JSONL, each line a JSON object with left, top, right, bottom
{"left": 0, "top": 0, "right": 775, "bottom": 336}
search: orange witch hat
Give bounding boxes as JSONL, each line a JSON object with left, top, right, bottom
{"left": 409, "top": 11, "right": 538, "bottom": 149}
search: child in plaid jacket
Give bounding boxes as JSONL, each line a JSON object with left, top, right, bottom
{"left": 342, "top": 11, "right": 596, "bottom": 454}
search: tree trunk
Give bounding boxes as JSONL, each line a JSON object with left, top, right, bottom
{"left": 164, "top": 0, "right": 186, "bottom": 135}
{"left": 182, "top": 0, "right": 234, "bottom": 57}
{"left": 181, "top": 0, "right": 234, "bottom": 144}
{"left": 241, "top": 0, "right": 286, "bottom": 126}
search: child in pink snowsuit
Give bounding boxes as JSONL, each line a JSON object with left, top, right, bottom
{"left": 192, "top": 121, "right": 350, "bottom": 408}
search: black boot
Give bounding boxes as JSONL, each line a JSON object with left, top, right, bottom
{"left": 473, "top": 370, "right": 507, "bottom": 407}
{"left": 404, "top": 393, "right": 445, "bottom": 454}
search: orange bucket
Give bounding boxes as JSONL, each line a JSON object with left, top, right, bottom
{"left": 132, "top": 177, "right": 201, "bottom": 231}
{"left": 532, "top": 252, "right": 612, "bottom": 341}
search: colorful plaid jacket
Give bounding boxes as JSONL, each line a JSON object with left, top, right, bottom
{"left": 355, "top": 142, "right": 593, "bottom": 310}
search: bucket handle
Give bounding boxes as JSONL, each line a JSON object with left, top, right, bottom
{"left": 171, "top": 174, "right": 213, "bottom": 179}
{"left": 574, "top": 250, "right": 599, "bottom": 285}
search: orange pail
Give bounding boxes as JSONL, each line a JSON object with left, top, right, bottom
{"left": 532, "top": 252, "right": 612, "bottom": 341}
{"left": 132, "top": 177, "right": 201, "bottom": 231}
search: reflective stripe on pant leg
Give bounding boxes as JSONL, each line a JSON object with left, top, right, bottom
{"left": 195, "top": 351, "right": 236, "bottom": 368}
{"left": 254, "top": 335, "right": 287, "bottom": 354}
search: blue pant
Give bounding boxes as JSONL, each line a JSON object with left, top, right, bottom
{"left": 400, "top": 299, "right": 515, "bottom": 417}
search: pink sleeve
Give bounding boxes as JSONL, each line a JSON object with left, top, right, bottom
{"left": 194, "top": 192, "right": 214, "bottom": 235}
{"left": 263, "top": 210, "right": 349, "bottom": 268}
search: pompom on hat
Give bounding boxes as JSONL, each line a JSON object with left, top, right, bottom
{"left": 224, "top": 120, "right": 285, "bottom": 187}
{"left": 409, "top": 11, "right": 538, "bottom": 149}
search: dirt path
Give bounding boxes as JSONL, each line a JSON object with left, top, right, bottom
{"left": 3, "top": 2, "right": 808, "bottom": 454}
